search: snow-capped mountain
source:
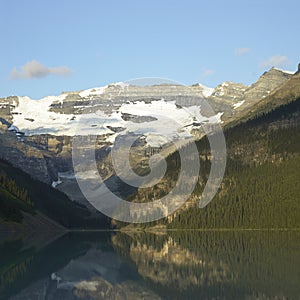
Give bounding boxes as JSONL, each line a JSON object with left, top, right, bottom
{"left": 1, "top": 68, "right": 292, "bottom": 139}
{"left": 4, "top": 82, "right": 221, "bottom": 139}
{"left": 0, "top": 67, "right": 295, "bottom": 204}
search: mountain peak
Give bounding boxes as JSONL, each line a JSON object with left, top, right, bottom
{"left": 270, "top": 67, "right": 295, "bottom": 75}
{"left": 253, "top": 67, "right": 293, "bottom": 89}
{"left": 191, "top": 83, "right": 214, "bottom": 97}
{"left": 210, "top": 81, "right": 248, "bottom": 98}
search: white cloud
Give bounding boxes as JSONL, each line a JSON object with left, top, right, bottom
{"left": 202, "top": 68, "right": 214, "bottom": 78}
{"left": 260, "top": 55, "right": 288, "bottom": 69}
{"left": 235, "top": 47, "right": 251, "bottom": 56}
{"left": 10, "top": 60, "right": 72, "bottom": 79}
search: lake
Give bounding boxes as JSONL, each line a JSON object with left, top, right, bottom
{"left": 0, "top": 230, "right": 299, "bottom": 299}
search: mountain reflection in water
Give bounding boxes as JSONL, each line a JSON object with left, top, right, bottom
{"left": 0, "top": 230, "right": 299, "bottom": 300}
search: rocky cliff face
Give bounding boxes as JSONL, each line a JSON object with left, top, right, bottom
{"left": 243, "top": 68, "right": 291, "bottom": 101}
{"left": 0, "top": 130, "right": 73, "bottom": 184}
{"left": 0, "top": 132, "right": 50, "bottom": 183}
{"left": 0, "top": 96, "right": 18, "bottom": 125}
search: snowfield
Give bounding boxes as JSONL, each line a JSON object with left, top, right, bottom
{"left": 233, "top": 100, "right": 245, "bottom": 109}
{"left": 9, "top": 83, "right": 224, "bottom": 148}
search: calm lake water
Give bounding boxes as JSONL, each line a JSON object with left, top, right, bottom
{"left": 0, "top": 230, "right": 299, "bottom": 300}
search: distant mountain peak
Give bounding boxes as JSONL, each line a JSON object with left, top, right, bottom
{"left": 262, "top": 67, "right": 294, "bottom": 77}
{"left": 191, "top": 83, "right": 214, "bottom": 97}
{"left": 271, "top": 67, "right": 295, "bottom": 75}
{"left": 210, "top": 81, "right": 247, "bottom": 98}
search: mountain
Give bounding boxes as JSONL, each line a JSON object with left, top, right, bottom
{"left": 0, "top": 67, "right": 298, "bottom": 228}
{"left": 0, "top": 68, "right": 292, "bottom": 137}
{"left": 0, "top": 68, "right": 293, "bottom": 194}
{"left": 121, "top": 70, "right": 300, "bottom": 229}
{"left": 226, "top": 69, "right": 300, "bottom": 127}
{"left": 208, "top": 67, "right": 292, "bottom": 121}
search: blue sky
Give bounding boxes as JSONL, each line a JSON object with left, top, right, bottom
{"left": 1, "top": 0, "right": 299, "bottom": 99}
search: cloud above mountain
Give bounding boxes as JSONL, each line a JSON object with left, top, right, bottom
{"left": 202, "top": 68, "right": 214, "bottom": 78}
{"left": 260, "top": 55, "right": 288, "bottom": 69}
{"left": 235, "top": 48, "right": 251, "bottom": 56}
{"left": 10, "top": 60, "right": 72, "bottom": 80}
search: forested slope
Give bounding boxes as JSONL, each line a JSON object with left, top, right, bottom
{"left": 168, "top": 97, "right": 300, "bottom": 229}
{"left": 0, "top": 159, "right": 109, "bottom": 229}
{"left": 117, "top": 96, "right": 300, "bottom": 229}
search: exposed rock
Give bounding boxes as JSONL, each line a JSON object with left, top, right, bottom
{"left": 243, "top": 67, "right": 291, "bottom": 102}
{"left": 121, "top": 113, "right": 157, "bottom": 123}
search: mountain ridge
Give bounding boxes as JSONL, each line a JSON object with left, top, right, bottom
{"left": 0, "top": 67, "right": 298, "bottom": 220}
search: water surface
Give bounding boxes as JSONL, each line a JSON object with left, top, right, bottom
{"left": 0, "top": 230, "right": 299, "bottom": 299}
